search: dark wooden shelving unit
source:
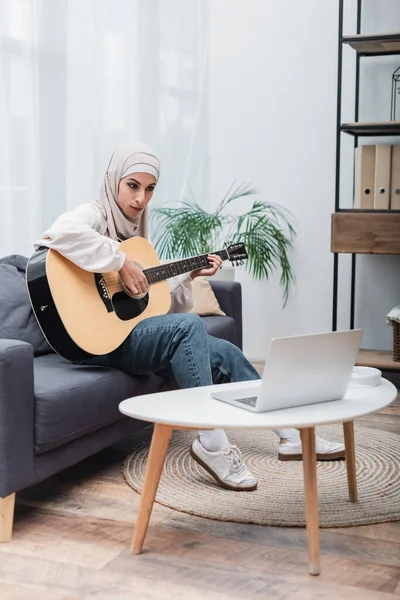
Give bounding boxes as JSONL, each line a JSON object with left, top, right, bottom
{"left": 341, "top": 121, "right": 400, "bottom": 136}
{"left": 343, "top": 32, "right": 400, "bottom": 56}
{"left": 331, "top": 212, "right": 400, "bottom": 254}
{"left": 332, "top": 2, "right": 400, "bottom": 370}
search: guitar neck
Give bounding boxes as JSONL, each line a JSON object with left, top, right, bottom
{"left": 143, "top": 249, "right": 229, "bottom": 284}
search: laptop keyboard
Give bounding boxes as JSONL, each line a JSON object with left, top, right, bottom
{"left": 236, "top": 396, "right": 258, "bottom": 407}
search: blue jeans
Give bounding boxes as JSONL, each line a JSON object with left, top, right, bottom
{"left": 87, "top": 313, "right": 260, "bottom": 387}
{"left": 87, "top": 313, "right": 299, "bottom": 444}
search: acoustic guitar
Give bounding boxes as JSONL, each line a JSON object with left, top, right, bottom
{"left": 26, "top": 237, "right": 248, "bottom": 361}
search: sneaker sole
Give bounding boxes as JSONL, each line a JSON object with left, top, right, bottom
{"left": 189, "top": 447, "right": 258, "bottom": 491}
{"left": 278, "top": 449, "right": 346, "bottom": 462}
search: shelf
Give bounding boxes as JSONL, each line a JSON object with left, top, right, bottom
{"left": 341, "top": 121, "right": 400, "bottom": 136}
{"left": 338, "top": 209, "right": 400, "bottom": 214}
{"left": 356, "top": 349, "right": 400, "bottom": 370}
{"left": 331, "top": 212, "right": 400, "bottom": 254}
{"left": 343, "top": 32, "right": 400, "bottom": 56}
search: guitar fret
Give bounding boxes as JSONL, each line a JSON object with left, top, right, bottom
{"left": 143, "top": 249, "right": 231, "bottom": 284}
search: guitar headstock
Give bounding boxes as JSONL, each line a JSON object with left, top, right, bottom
{"left": 224, "top": 241, "right": 248, "bottom": 266}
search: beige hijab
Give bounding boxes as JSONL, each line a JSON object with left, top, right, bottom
{"left": 96, "top": 141, "right": 160, "bottom": 242}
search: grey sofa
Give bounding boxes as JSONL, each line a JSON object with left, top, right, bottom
{"left": 0, "top": 254, "right": 243, "bottom": 541}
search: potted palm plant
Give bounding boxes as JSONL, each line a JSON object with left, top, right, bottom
{"left": 150, "top": 183, "right": 297, "bottom": 306}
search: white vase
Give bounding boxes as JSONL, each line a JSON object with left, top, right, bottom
{"left": 209, "top": 265, "right": 236, "bottom": 282}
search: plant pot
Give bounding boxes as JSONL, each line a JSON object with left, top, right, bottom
{"left": 209, "top": 265, "right": 236, "bottom": 282}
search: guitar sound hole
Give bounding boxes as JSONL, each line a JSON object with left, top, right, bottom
{"left": 112, "top": 292, "right": 150, "bottom": 321}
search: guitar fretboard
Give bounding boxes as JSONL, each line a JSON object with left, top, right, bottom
{"left": 143, "top": 249, "right": 229, "bottom": 284}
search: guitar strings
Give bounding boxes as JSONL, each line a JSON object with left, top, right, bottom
{"left": 102, "top": 250, "right": 229, "bottom": 291}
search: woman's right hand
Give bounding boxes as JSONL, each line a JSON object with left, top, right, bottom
{"left": 118, "top": 257, "right": 149, "bottom": 296}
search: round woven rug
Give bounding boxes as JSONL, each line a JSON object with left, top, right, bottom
{"left": 123, "top": 425, "right": 400, "bottom": 528}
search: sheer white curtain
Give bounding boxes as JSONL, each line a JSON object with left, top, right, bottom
{"left": 0, "top": 0, "right": 208, "bottom": 257}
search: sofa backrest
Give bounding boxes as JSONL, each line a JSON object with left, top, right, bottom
{"left": 0, "top": 254, "right": 52, "bottom": 356}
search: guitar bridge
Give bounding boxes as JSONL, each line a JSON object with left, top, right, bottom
{"left": 94, "top": 274, "right": 113, "bottom": 313}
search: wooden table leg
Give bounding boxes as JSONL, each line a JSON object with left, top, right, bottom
{"left": 300, "top": 427, "right": 320, "bottom": 576}
{"left": 131, "top": 423, "right": 173, "bottom": 555}
{"left": 0, "top": 494, "right": 15, "bottom": 542}
{"left": 343, "top": 421, "right": 358, "bottom": 502}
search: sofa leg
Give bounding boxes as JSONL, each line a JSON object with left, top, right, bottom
{"left": 0, "top": 494, "right": 15, "bottom": 542}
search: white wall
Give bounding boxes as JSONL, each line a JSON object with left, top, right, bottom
{"left": 208, "top": 0, "right": 339, "bottom": 361}
{"left": 208, "top": 0, "right": 400, "bottom": 361}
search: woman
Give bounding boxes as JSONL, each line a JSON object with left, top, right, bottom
{"left": 35, "top": 141, "right": 345, "bottom": 492}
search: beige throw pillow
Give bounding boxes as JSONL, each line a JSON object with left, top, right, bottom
{"left": 189, "top": 277, "right": 226, "bottom": 316}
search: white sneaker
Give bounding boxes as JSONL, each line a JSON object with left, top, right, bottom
{"left": 278, "top": 435, "right": 345, "bottom": 461}
{"left": 190, "top": 438, "right": 258, "bottom": 491}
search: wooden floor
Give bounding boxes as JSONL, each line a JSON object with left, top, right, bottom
{"left": 1, "top": 379, "right": 400, "bottom": 599}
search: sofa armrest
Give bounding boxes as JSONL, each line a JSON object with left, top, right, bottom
{"left": 0, "top": 340, "right": 35, "bottom": 497}
{"left": 209, "top": 281, "right": 243, "bottom": 349}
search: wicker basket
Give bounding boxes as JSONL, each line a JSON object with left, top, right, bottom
{"left": 391, "top": 320, "right": 400, "bottom": 361}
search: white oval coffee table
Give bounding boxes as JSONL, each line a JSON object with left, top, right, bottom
{"left": 119, "top": 378, "right": 397, "bottom": 576}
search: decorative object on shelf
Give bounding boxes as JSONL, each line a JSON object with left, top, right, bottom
{"left": 390, "top": 66, "right": 400, "bottom": 121}
{"left": 353, "top": 144, "right": 400, "bottom": 210}
{"left": 392, "top": 145, "right": 400, "bottom": 208}
{"left": 150, "top": 183, "right": 297, "bottom": 306}
{"left": 386, "top": 305, "right": 400, "bottom": 361}
{"left": 354, "top": 145, "right": 375, "bottom": 209}
{"left": 374, "top": 145, "right": 391, "bottom": 209}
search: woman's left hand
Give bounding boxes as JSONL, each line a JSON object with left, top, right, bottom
{"left": 189, "top": 254, "right": 223, "bottom": 279}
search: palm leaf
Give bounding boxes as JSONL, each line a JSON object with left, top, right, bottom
{"left": 150, "top": 205, "right": 225, "bottom": 258}
{"left": 216, "top": 182, "right": 258, "bottom": 214}
{"left": 227, "top": 200, "right": 296, "bottom": 306}
{"left": 150, "top": 183, "right": 297, "bottom": 306}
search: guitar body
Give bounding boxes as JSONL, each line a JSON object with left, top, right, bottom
{"left": 27, "top": 237, "right": 171, "bottom": 361}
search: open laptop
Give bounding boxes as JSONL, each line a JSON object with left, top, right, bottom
{"left": 211, "top": 329, "right": 363, "bottom": 412}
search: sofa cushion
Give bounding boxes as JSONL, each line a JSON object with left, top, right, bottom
{"left": 202, "top": 315, "right": 237, "bottom": 346}
{"left": 189, "top": 277, "right": 226, "bottom": 316}
{"left": 33, "top": 353, "right": 169, "bottom": 454}
{"left": 0, "top": 254, "right": 52, "bottom": 356}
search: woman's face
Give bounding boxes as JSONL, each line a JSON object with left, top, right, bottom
{"left": 117, "top": 172, "right": 157, "bottom": 219}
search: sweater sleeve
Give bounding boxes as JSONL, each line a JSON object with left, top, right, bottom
{"left": 167, "top": 272, "right": 194, "bottom": 314}
{"left": 156, "top": 256, "right": 194, "bottom": 313}
{"left": 34, "top": 204, "right": 126, "bottom": 273}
